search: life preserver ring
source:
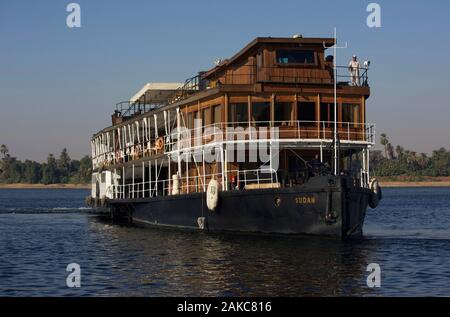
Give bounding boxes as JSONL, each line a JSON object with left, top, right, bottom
{"left": 155, "top": 137, "right": 164, "bottom": 150}
{"left": 368, "top": 178, "right": 382, "bottom": 208}
{"left": 134, "top": 144, "right": 141, "bottom": 160}
{"left": 115, "top": 150, "right": 121, "bottom": 163}
{"left": 206, "top": 179, "right": 219, "bottom": 211}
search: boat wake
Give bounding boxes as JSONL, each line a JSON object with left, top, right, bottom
{"left": 364, "top": 225, "right": 450, "bottom": 240}
{"left": 0, "top": 207, "right": 93, "bottom": 214}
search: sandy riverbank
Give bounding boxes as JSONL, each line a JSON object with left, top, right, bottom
{"left": 379, "top": 181, "right": 450, "bottom": 187}
{"left": 1, "top": 181, "right": 449, "bottom": 189}
{"left": 0, "top": 183, "right": 91, "bottom": 189}
{"left": 378, "top": 176, "right": 450, "bottom": 187}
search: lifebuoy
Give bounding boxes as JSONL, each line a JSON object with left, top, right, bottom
{"left": 134, "top": 144, "right": 141, "bottom": 159}
{"left": 115, "top": 151, "right": 121, "bottom": 163}
{"left": 206, "top": 179, "right": 219, "bottom": 211}
{"left": 155, "top": 137, "right": 164, "bottom": 150}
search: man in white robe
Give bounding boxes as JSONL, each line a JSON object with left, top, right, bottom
{"left": 348, "top": 55, "right": 360, "bottom": 86}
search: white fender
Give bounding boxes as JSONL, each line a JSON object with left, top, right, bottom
{"left": 368, "top": 178, "right": 381, "bottom": 208}
{"left": 172, "top": 174, "right": 180, "bottom": 195}
{"left": 206, "top": 179, "right": 219, "bottom": 211}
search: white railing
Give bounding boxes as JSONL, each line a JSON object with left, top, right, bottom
{"left": 166, "top": 120, "right": 375, "bottom": 148}
{"left": 108, "top": 168, "right": 279, "bottom": 200}
{"left": 92, "top": 120, "right": 375, "bottom": 170}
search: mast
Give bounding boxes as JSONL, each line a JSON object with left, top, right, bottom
{"left": 324, "top": 28, "right": 347, "bottom": 175}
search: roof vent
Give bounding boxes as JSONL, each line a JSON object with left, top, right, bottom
{"left": 293, "top": 34, "right": 303, "bottom": 39}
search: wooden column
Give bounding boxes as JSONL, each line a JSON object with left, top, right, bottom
{"left": 271, "top": 93, "right": 275, "bottom": 126}
{"left": 248, "top": 95, "right": 252, "bottom": 126}
{"left": 294, "top": 93, "right": 298, "bottom": 121}
{"left": 316, "top": 94, "right": 321, "bottom": 137}
{"left": 224, "top": 93, "right": 229, "bottom": 125}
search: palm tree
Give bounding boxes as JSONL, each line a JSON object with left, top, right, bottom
{"left": 418, "top": 153, "right": 429, "bottom": 169}
{"left": 0, "top": 144, "right": 8, "bottom": 159}
{"left": 386, "top": 143, "right": 395, "bottom": 160}
{"left": 396, "top": 145, "right": 404, "bottom": 161}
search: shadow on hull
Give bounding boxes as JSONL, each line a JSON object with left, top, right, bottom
{"left": 94, "top": 176, "right": 372, "bottom": 240}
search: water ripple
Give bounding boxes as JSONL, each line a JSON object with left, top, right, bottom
{"left": 0, "top": 187, "right": 450, "bottom": 296}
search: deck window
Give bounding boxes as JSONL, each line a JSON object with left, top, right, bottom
{"left": 342, "top": 103, "right": 360, "bottom": 127}
{"left": 274, "top": 102, "right": 293, "bottom": 126}
{"left": 276, "top": 50, "right": 315, "bottom": 65}
{"left": 212, "top": 105, "right": 222, "bottom": 124}
{"left": 187, "top": 112, "right": 194, "bottom": 129}
{"left": 320, "top": 103, "right": 335, "bottom": 127}
{"left": 297, "top": 102, "right": 316, "bottom": 126}
{"left": 251, "top": 102, "right": 270, "bottom": 126}
{"left": 202, "top": 107, "right": 212, "bottom": 126}
{"left": 228, "top": 103, "right": 248, "bottom": 124}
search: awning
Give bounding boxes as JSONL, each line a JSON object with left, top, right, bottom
{"left": 129, "top": 82, "right": 184, "bottom": 104}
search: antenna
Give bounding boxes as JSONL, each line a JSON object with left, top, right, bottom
{"left": 323, "top": 28, "right": 347, "bottom": 176}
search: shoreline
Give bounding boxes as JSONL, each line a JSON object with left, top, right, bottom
{"left": 0, "top": 183, "right": 91, "bottom": 189}
{"left": 379, "top": 181, "right": 450, "bottom": 188}
{"left": 1, "top": 182, "right": 449, "bottom": 189}
{"left": 378, "top": 176, "right": 450, "bottom": 188}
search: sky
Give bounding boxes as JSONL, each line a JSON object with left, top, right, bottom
{"left": 1, "top": 0, "right": 449, "bottom": 161}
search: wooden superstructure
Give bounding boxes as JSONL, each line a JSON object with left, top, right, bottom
{"left": 90, "top": 36, "right": 375, "bottom": 201}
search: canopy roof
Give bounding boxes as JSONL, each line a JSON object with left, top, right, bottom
{"left": 130, "top": 82, "right": 184, "bottom": 104}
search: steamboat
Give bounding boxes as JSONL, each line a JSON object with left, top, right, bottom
{"left": 87, "top": 35, "right": 382, "bottom": 239}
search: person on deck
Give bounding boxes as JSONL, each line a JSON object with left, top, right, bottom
{"left": 308, "top": 154, "right": 322, "bottom": 176}
{"left": 348, "top": 55, "right": 360, "bottom": 86}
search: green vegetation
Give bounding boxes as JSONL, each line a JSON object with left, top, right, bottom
{"left": 370, "top": 134, "right": 450, "bottom": 177}
{"left": 1, "top": 134, "right": 448, "bottom": 184}
{"left": 0, "top": 145, "right": 91, "bottom": 184}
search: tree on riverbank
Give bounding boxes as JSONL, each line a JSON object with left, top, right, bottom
{"left": 370, "top": 134, "right": 450, "bottom": 178}
{"left": 1, "top": 138, "right": 448, "bottom": 184}
{"left": 0, "top": 145, "right": 91, "bottom": 184}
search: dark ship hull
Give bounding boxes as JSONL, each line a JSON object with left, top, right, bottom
{"left": 94, "top": 175, "right": 371, "bottom": 239}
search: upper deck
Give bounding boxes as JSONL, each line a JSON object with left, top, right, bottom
{"left": 103, "top": 36, "right": 370, "bottom": 128}
{"left": 91, "top": 36, "right": 373, "bottom": 171}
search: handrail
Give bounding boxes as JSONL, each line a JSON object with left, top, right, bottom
{"left": 207, "top": 64, "right": 369, "bottom": 87}
{"left": 91, "top": 120, "right": 375, "bottom": 169}
{"left": 114, "top": 101, "right": 164, "bottom": 119}
{"left": 111, "top": 63, "right": 369, "bottom": 119}
{"left": 167, "top": 75, "right": 201, "bottom": 105}
{"left": 107, "top": 168, "right": 279, "bottom": 199}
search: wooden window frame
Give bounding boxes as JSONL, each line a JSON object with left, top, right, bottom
{"left": 275, "top": 49, "right": 318, "bottom": 67}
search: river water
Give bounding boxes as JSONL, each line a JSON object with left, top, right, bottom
{"left": 0, "top": 187, "right": 449, "bottom": 296}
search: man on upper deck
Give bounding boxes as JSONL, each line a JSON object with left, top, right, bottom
{"left": 348, "top": 55, "right": 360, "bottom": 86}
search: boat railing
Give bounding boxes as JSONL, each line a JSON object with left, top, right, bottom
{"left": 166, "top": 120, "right": 375, "bottom": 149}
{"left": 165, "top": 63, "right": 369, "bottom": 105}
{"left": 167, "top": 75, "right": 202, "bottom": 104}
{"left": 206, "top": 64, "right": 369, "bottom": 87}
{"left": 108, "top": 168, "right": 279, "bottom": 199}
{"left": 91, "top": 120, "right": 375, "bottom": 170}
{"left": 114, "top": 101, "right": 164, "bottom": 119}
